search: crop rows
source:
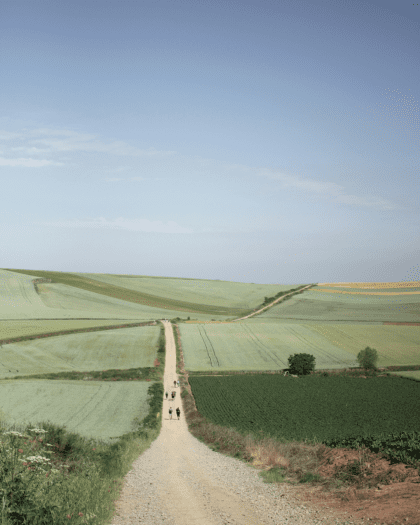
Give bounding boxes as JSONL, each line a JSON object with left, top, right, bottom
{"left": 189, "top": 374, "right": 420, "bottom": 465}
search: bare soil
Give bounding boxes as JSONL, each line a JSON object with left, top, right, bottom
{"left": 293, "top": 445, "right": 420, "bottom": 525}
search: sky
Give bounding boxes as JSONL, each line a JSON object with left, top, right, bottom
{"left": 1, "top": 0, "right": 419, "bottom": 285}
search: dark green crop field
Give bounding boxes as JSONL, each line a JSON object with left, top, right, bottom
{"left": 189, "top": 374, "right": 420, "bottom": 444}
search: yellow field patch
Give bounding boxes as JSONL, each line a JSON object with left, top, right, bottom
{"left": 315, "top": 289, "right": 420, "bottom": 296}
{"left": 317, "top": 281, "right": 420, "bottom": 289}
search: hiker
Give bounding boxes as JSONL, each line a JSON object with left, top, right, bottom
{"left": 176, "top": 407, "right": 180, "bottom": 420}
{"left": 165, "top": 391, "right": 168, "bottom": 399}
{"left": 171, "top": 391, "right": 175, "bottom": 399}
{"left": 169, "top": 407, "right": 173, "bottom": 420}
{"left": 173, "top": 380, "right": 176, "bottom": 387}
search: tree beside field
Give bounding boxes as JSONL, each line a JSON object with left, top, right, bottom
{"left": 287, "top": 353, "right": 316, "bottom": 376}
{"left": 357, "top": 346, "right": 379, "bottom": 370}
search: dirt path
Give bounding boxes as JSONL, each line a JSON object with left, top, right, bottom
{"left": 154, "top": 320, "right": 266, "bottom": 524}
{"left": 231, "top": 284, "right": 313, "bottom": 322}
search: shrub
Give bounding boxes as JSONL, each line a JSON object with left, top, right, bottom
{"left": 287, "top": 353, "right": 316, "bottom": 376}
{"left": 356, "top": 346, "right": 378, "bottom": 370}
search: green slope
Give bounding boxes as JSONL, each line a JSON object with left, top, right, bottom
{"left": 5, "top": 269, "right": 249, "bottom": 316}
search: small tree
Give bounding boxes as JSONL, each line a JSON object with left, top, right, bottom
{"left": 357, "top": 346, "right": 378, "bottom": 370}
{"left": 288, "top": 353, "right": 316, "bottom": 376}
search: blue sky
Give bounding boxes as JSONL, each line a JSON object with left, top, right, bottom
{"left": 1, "top": 0, "right": 419, "bottom": 284}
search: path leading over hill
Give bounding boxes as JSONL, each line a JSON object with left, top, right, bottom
{"left": 108, "top": 320, "right": 367, "bottom": 525}
{"left": 231, "top": 284, "right": 313, "bottom": 322}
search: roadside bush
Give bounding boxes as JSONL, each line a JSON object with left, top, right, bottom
{"left": 287, "top": 353, "right": 316, "bottom": 376}
{"left": 357, "top": 346, "right": 378, "bottom": 370}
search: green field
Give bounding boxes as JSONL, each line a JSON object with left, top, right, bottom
{"left": 258, "top": 287, "right": 420, "bottom": 323}
{"left": 0, "top": 379, "right": 155, "bottom": 444}
{"left": 79, "top": 272, "right": 305, "bottom": 310}
{"left": 0, "top": 269, "right": 47, "bottom": 314}
{"left": 306, "top": 324, "right": 420, "bottom": 367}
{"left": 0, "top": 269, "right": 227, "bottom": 320}
{"left": 0, "top": 325, "right": 160, "bottom": 379}
{"left": 189, "top": 374, "right": 420, "bottom": 443}
{"left": 179, "top": 321, "right": 359, "bottom": 371}
{"left": 7, "top": 268, "right": 301, "bottom": 319}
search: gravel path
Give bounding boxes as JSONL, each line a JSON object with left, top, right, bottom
{"left": 108, "top": 320, "right": 367, "bottom": 525}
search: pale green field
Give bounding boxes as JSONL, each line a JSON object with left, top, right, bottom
{"left": 179, "top": 321, "right": 359, "bottom": 371}
{"left": 0, "top": 379, "right": 155, "bottom": 444}
{"left": 0, "top": 269, "right": 228, "bottom": 321}
{"left": 0, "top": 325, "right": 160, "bottom": 379}
{"left": 387, "top": 370, "right": 420, "bottom": 380}
{"left": 0, "top": 319, "right": 145, "bottom": 341}
{"left": 0, "top": 269, "right": 46, "bottom": 310}
{"left": 79, "top": 272, "right": 306, "bottom": 309}
{"left": 257, "top": 288, "right": 420, "bottom": 323}
{"left": 306, "top": 324, "right": 420, "bottom": 367}
{"left": 36, "top": 281, "right": 205, "bottom": 319}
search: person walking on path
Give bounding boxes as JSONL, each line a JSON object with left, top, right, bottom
{"left": 165, "top": 391, "right": 168, "bottom": 400}
{"left": 171, "top": 391, "right": 176, "bottom": 400}
{"left": 173, "top": 380, "right": 176, "bottom": 387}
{"left": 169, "top": 407, "right": 173, "bottom": 420}
{"left": 176, "top": 407, "right": 180, "bottom": 420}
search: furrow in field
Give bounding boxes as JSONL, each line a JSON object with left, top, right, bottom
{"left": 201, "top": 326, "right": 220, "bottom": 367}
{"left": 197, "top": 326, "right": 214, "bottom": 368}
{"left": 242, "top": 324, "right": 284, "bottom": 368}
{"left": 287, "top": 326, "right": 346, "bottom": 366}
{"left": 234, "top": 324, "right": 270, "bottom": 365}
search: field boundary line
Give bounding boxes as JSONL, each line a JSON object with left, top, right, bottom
{"left": 0, "top": 320, "right": 158, "bottom": 347}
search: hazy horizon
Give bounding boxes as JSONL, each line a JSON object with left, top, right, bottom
{"left": 1, "top": 0, "right": 419, "bottom": 285}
